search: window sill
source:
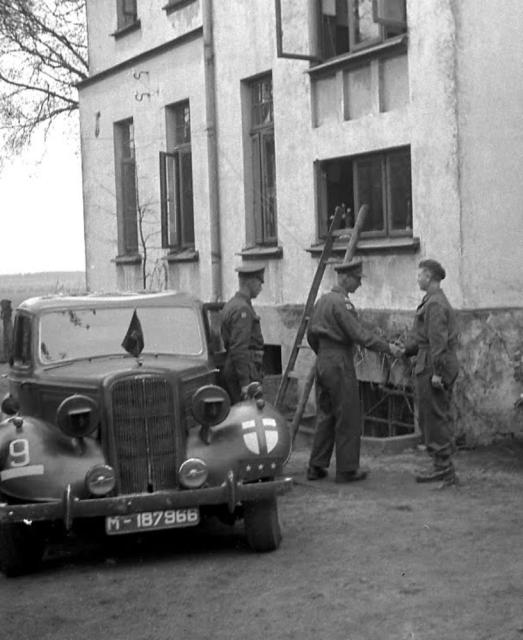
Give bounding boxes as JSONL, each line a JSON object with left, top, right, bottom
{"left": 308, "top": 34, "right": 408, "bottom": 78}
{"left": 238, "top": 246, "right": 283, "bottom": 260}
{"left": 111, "top": 20, "right": 141, "bottom": 40}
{"left": 162, "top": 0, "right": 197, "bottom": 15}
{"left": 306, "top": 236, "right": 420, "bottom": 257}
{"left": 165, "top": 248, "right": 199, "bottom": 263}
{"left": 114, "top": 254, "right": 142, "bottom": 265}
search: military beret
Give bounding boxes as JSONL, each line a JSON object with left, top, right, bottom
{"left": 333, "top": 260, "right": 363, "bottom": 276}
{"left": 235, "top": 262, "right": 265, "bottom": 281}
{"left": 419, "top": 259, "right": 446, "bottom": 281}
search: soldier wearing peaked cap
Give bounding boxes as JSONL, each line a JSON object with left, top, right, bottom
{"left": 402, "top": 259, "right": 459, "bottom": 485}
{"left": 221, "top": 263, "right": 266, "bottom": 403}
{"left": 306, "top": 260, "right": 401, "bottom": 483}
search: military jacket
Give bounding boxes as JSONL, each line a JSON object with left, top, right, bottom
{"left": 307, "top": 286, "right": 390, "bottom": 355}
{"left": 404, "top": 288, "right": 459, "bottom": 384}
{"left": 221, "top": 292, "right": 264, "bottom": 387}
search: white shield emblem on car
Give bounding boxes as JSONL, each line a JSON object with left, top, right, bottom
{"left": 241, "top": 418, "right": 279, "bottom": 455}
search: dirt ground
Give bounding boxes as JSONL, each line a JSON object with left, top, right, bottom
{"left": 1, "top": 433, "right": 523, "bottom": 640}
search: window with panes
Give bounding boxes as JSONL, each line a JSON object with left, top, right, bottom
{"left": 159, "top": 100, "right": 195, "bottom": 250}
{"left": 116, "top": 0, "right": 138, "bottom": 30}
{"left": 319, "top": 0, "right": 406, "bottom": 60}
{"left": 316, "top": 147, "right": 412, "bottom": 239}
{"left": 250, "top": 75, "right": 277, "bottom": 245}
{"left": 114, "top": 118, "right": 138, "bottom": 255}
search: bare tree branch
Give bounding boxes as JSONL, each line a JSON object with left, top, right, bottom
{"left": 0, "top": 0, "right": 88, "bottom": 159}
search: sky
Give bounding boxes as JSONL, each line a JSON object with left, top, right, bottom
{"left": 0, "top": 118, "right": 85, "bottom": 275}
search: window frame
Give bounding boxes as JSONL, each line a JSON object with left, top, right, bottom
{"left": 316, "top": 146, "right": 412, "bottom": 241}
{"left": 114, "top": 118, "right": 139, "bottom": 256}
{"left": 318, "top": 0, "right": 406, "bottom": 62}
{"left": 116, "top": 0, "right": 138, "bottom": 31}
{"left": 248, "top": 74, "right": 278, "bottom": 247}
{"left": 160, "top": 100, "right": 195, "bottom": 251}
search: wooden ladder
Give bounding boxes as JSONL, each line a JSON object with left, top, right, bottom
{"left": 274, "top": 204, "right": 369, "bottom": 441}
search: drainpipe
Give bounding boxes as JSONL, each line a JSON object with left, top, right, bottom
{"left": 202, "top": 0, "right": 222, "bottom": 302}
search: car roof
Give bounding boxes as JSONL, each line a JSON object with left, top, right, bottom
{"left": 17, "top": 290, "right": 201, "bottom": 313}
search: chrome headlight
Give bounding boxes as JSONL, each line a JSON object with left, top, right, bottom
{"left": 85, "top": 464, "right": 116, "bottom": 496}
{"left": 178, "top": 458, "right": 208, "bottom": 489}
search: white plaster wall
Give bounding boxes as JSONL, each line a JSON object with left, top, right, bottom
{"left": 79, "top": 38, "right": 213, "bottom": 296}
{"left": 86, "top": 0, "right": 202, "bottom": 75}
{"left": 212, "top": 0, "right": 464, "bottom": 312}
{"left": 456, "top": 0, "right": 523, "bottom": 309}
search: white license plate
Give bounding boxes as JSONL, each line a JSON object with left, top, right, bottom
{"left": 105, "top": 508, "right": 200, "bottom": 535}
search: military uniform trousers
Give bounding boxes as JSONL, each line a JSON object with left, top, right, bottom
{"left": 223, "top": 353, "right": 263, "bottom": 404}
{"left": 309, "top": 345, "right": 362, "bottom": 473}
{"left": 415, "top": 368, "right": 456, "bottom": 468}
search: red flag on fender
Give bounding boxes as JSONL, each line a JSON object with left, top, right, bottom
{"left": 121, "top": 310, "right": 144, "bottom": 357}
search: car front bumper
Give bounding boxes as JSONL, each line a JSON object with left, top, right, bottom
{"left": 0, "top": 472, "right": 293, "bottom": 530}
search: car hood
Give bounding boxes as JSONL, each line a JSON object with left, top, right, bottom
{"left": 38, "top": 354, "right": 210, "bottom": 385}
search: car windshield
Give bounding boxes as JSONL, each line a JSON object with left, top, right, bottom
{"left": 38, "top": 305, "right": 203, "bottom": 363}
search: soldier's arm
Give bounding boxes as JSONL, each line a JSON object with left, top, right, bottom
{"left": 333, "top": 303, "right": 391, "bottom": 354}
{"left": 403, "top": 332, "right": 419, "bottom": 357}
{"left": 227, "top": 308, "right": 253, "bottom": 387}
{"left": 306, "top": 322, "right": 319, "bottom": 354}
{"left": 425, "top": 302, "right": 449, "bottom": 375}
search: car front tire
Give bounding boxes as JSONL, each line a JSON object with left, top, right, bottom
{"left": 243, "top": 496, "right": 282, "bottom": 552}
{"left": 0, "top": 521, "right": 45, "bottom": 577}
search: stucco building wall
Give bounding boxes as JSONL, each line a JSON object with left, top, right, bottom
{"left": 79, "top": 0, "right": 523, "bottom": 443}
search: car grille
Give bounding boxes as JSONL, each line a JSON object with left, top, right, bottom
{"left": 110, "top": 376, "right": 179, "bottom": 493}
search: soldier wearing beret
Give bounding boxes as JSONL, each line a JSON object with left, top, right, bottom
{"left": 306, "top": 260, "right": 401, "bottom": 483}
{"left": 221, "top": 263, "right": 266, "bottom": 403}
{"left": 403, "top": 259, "right": 459, "bottom": 484}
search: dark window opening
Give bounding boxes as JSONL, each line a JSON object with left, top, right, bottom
{"left": 360, "top": 381, "right": 415, "bottom": 438}
{"left": 316, "top": 146, "right": 412, "bottom": 240}
{"left": 263, "top": 344, "right": 282, "bottom": 375}
{"left": 319, "top": 0, "right": 406, "bottom": 61}
{"left": 160, "top": 100, "right": 195, "bottom": 250}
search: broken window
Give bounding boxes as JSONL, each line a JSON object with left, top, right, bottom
{"left": 160, "top": 100, "right": 195, "bottom": 250}
{"left": 249, "top": 74, "right": 278, "bottom": 246}
{"left": 116, "top": 0, "right": 138, "bottom": 30}
{"left": 316, "top": 146, "right": 412, "bottom": 239}
{"left": 114, "top": 118, "right": 138, "bottom": 255}
{"left": 319, "top": 0, "right": 406, "bottom": 60}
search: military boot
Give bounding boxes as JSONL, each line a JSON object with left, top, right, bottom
{"left": 415, "top": 461, "right": 456, "bottom": 484}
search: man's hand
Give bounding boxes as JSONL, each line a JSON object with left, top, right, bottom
{"left": 389, "top": 343, "right": 405, "bottom": 359}
{"left": 240, "top": 385, "right": 250, "bottom": 399}
{"left": 431, "top": 374, "right": 445, "bottom": 390}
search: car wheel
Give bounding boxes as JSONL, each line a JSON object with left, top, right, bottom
{"left": 243, "top": 496, "right": 282, "bottom": 552}
{"left": 0, "top": 521, "right": 45, "bottom": 577}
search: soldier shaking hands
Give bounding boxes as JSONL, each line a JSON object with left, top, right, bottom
{"left": 306, "top": 260, "right": 402, "bottom": 483}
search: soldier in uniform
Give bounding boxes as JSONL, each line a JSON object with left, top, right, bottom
{"left": 221, "top": 263, "right": 266, "bottom": 404}
{"left": 306, "top": 260, "right": 401, "bottom": 483}
{"left": 403, "top": 259, "right": 459, "bottom": 484}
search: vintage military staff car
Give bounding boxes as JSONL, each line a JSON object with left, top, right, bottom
{"left": 0, "top": 292, "right": 292, "bottom": 576}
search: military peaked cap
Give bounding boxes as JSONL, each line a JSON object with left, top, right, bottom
{"left": 333, "top": 260, "right": 363, "bottom": 276}
{"left": 419, "top": 259, "right": 446, "bottom": 281}
{"left": 235, "top": 262, "right": 266, "bottom": 281}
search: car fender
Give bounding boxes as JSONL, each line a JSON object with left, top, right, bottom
{"left": 0, "top": 416, "right": 104, "bottom": 503}
{"left": 187, "top": 399, "right": 291, "bottom": 484}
